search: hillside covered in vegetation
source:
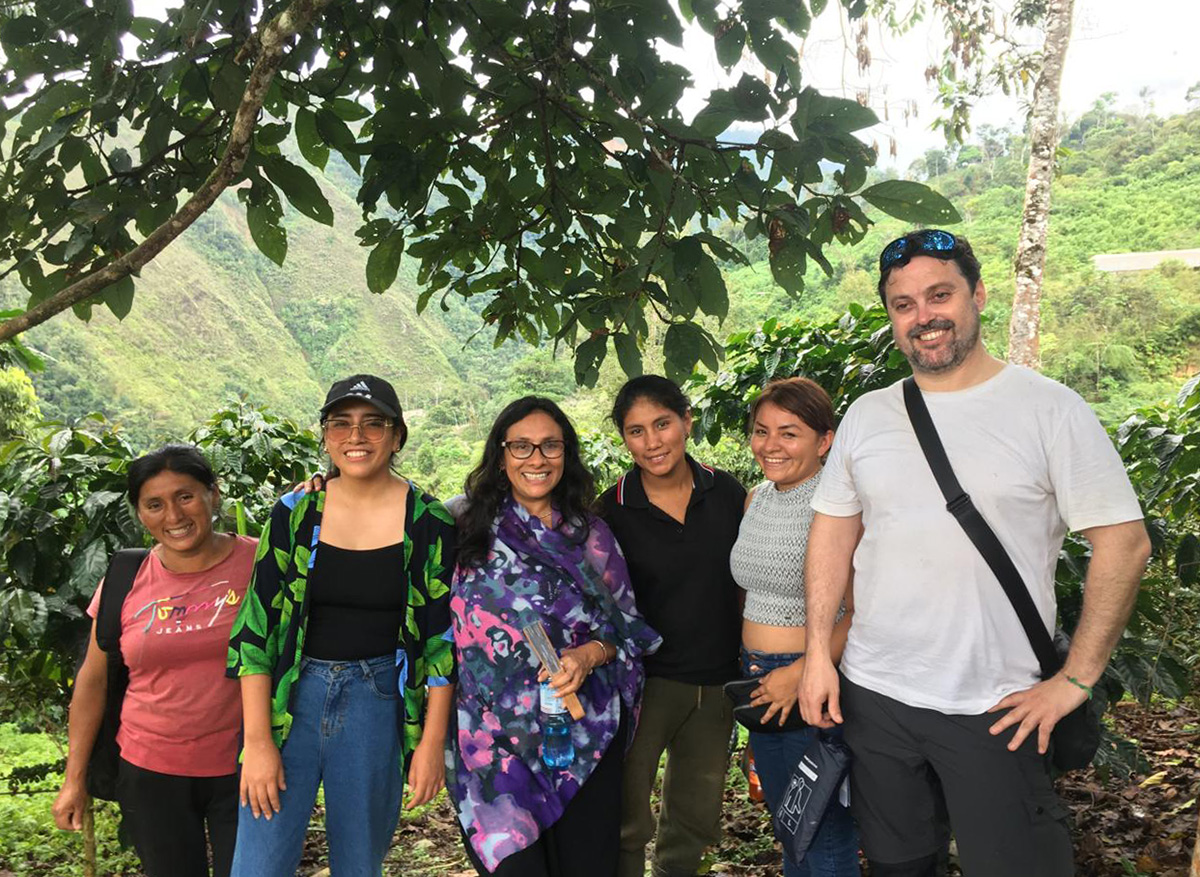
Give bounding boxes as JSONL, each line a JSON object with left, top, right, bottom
{"left": 7, "top": 100, "right": 1200, "bottom": 456}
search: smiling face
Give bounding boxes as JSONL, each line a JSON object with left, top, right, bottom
{"left": 619, "top": 397, "right": 692, "bottom": 480}
{"left": 749, "top": 401, "right": 833, "bottom": 490}
{"left": 322, "top": 400, "right": 399, "bottom": 479}
{"left": 136, "top": 470, "right": 219, "bottom": 557}
{"left": 502, "top": 410, "right": 565, "bottom": 515}
{"left": 884, "top": 255, "right": 986, "bottom": 375}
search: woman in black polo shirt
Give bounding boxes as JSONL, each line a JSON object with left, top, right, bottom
{"left": 598, "top": 375, "right": 746, "bottom": 877}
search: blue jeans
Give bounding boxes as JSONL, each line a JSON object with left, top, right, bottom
{"left": 742, "top": 647, "right": 860, "bottom": 877}
{"left": 231, "top": 655, "right": 404, "bottom": 877}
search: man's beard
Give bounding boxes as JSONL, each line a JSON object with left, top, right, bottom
{"left": 902, "top": 313, "right": 981, "bottom": 374}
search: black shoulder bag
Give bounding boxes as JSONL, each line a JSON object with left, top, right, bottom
{"left": 86, "top": 548, "right": 150, "bottom": 800}
{"left": 901, "top": 377, "right": 1101, "bottom": 772}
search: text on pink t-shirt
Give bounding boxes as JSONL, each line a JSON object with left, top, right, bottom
{"left": 88, "top": 535, "right": 257, "bottom": 777}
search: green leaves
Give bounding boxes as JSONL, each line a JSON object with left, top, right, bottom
{"left": 769, "top": 237, "right": 807, "bottom": 296}
{"left": 260, "top": 155, "right": 333, "bottom": 226}
{"left": 689, "top": 305, "right": 909, "bottom": 445}
{"left": 663, "top": 322, "right": 720, "bottom": 384}
{"left": 103, "top": 275, "right": 135, "bottom": 320}
{"left": 860, "top": 180, "right": 963, "bottom": 224}
{"left": 246, "top": 188, "right": 288, "bottom": 267}
{"left": 715, "top": 23, "right": 746, "bottom": 69}
{"left": 294, "top": 109, "right": 329, "bottom": 171}
{"left": 366, "top": 229, "right": 405, "bottom": 294}
{"left": 0, "top": 0, "right": 970, "bottom": 396}
{"left": 613, "top": 332, "right": 643, "bottom": 377}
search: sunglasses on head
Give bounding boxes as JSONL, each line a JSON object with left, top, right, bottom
{"left": 879, "top": 230, "right": 957, "bottom": 273}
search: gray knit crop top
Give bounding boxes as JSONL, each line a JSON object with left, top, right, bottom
{"left": 731, "top": 473, "right": 842, "bottom": 627}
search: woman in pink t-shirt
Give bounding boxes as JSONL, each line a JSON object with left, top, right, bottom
{"left": 52, "top": 444, "right": 256, "bottom": 877}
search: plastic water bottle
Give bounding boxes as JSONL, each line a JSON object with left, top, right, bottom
{"left": 539, "top": 681, "right": 574, "bottom": 769}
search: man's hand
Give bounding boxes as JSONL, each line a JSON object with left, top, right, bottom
{"left": 986, "top": 674, "right": 1089, "bottom": 754}
{"left": 798, "top": 655, "right": 843, "bottom": 728}
{"left": 404, "top": 737, "right": 446, "bottom": 809}
{"left": 751, "top": 660, "right": 804, "bottom": 727}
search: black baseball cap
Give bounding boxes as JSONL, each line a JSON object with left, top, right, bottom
{"left": 320, "top": 374, "right": 401, "bottom": 420}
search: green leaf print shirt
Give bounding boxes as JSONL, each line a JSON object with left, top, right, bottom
{"left": 226, "top": 483, "right": 457, "bottom": 768}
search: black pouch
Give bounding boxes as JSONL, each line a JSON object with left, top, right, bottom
{"left": 1047, "top": 631, "right": 1102, "bottom": 772}
{"left": 723, "top": 678, "right": 807, "bottom": 734}
{"left": 772, "top": 730, "right": 851, "bottom": 864}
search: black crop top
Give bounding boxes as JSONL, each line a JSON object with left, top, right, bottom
{"left": 303, "top": 542, "right": 407, "bottom": 661}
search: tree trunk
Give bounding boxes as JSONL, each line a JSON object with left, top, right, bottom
{"left": 82, "top": 799, "right": 96, "bottom": 877}
{"left": 1191, "top": 807, "right": 1200, "bottom": 877}
{"left": 1007, "top": 0, "right": 1075, "bottom": 370}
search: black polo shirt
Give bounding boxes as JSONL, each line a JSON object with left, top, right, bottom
{"left": 599, "top": 456, "right": 746, "bottom": 685}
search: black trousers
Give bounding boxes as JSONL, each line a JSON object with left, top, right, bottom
{"left": 116, "top": 757, "right": 238, "bottom": 877}
{"left": 840, "top": 676, "right": 1073, "bottom": 877}
{"left": 464, "top": 710, "right": 627, "bottom": 877}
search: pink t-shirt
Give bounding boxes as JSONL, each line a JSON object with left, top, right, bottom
{"left": 88, "top": 535, "right": 257, "bottom": 777}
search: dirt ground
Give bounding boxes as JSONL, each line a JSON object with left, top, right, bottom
{"left": 292, "top": 698, "right": 1198, "bottom": 876}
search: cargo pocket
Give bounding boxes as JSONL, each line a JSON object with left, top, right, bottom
{"left": 1023, "top": 790, "right": 1075, "bottom": 875}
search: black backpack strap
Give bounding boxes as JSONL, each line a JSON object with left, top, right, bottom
{"left": 95, "top": 549, "right": 150, "bottom": 653}
{"left": 901, "top": 377, "right": 1061, "bottom": 679}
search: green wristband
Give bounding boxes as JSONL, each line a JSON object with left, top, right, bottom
{"left": 1065, "top": 675, "right": 1093, "bottom": 700}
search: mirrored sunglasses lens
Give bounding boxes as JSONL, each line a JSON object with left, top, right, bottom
{"left": 880, "top": 238, "right": 907, "bottom": 269}
{"left": 919, "top": 230, "right": 956, "bottom": 253}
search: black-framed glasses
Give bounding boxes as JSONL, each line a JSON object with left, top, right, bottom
{"left": 879, "top": 230, "right": 957, "bottom": 273}
{"left": 501, "top": 439, "right": 566, "bottom": 460}
{"left": 323, "top": 418, "right": 391, "bottom": 442}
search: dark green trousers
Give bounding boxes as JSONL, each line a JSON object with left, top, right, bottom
{"left": 618, "top": 677, "right": 734, "bottom": 877}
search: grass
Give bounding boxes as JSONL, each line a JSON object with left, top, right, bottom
{"left": 0, "top": 723, "right": 142, "bottom": 876}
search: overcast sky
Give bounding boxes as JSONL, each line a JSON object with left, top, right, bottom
{"left": 121, "top": 0, "right": 1199, "bottom": 173}
{"left": 661, "top": 0, "right": 1200, "bottom": 171}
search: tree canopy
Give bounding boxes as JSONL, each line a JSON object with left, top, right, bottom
{"left": 0, "top": 0, "right": 963, "bottom": 382}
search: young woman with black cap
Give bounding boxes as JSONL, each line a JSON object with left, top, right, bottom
{"left": 226, "top": 375, "right": 457, "bottom": 877}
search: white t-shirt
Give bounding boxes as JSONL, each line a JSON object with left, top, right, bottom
{"left": 812, "top": 365, "right": 1143, "bottom": 714}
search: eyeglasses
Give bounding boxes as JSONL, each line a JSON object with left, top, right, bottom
{"left": 323, "top": 418, "right": 391, "bottom": 442}
{"left": 879, "top": 230, "right": 957, "bottom": 273}
{"left": 501, "top": 439, "right": 566, "bottom": 460}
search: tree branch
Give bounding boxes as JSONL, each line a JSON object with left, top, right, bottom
{"left": 63, "top": 110, "right": 223, "bottom": 197}
{"left": 0, "top": 0, "right": 335, "bottom": 344}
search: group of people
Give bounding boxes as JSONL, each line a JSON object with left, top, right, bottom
{"left": 51, "top": 230, "right": 1150, "bottom": 877}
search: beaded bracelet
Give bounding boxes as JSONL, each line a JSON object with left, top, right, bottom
{"left": 1065, "top": 675, "right": 1093, "bottom": 700}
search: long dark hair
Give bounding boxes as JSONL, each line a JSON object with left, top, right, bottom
{"left": 127, "top": 444, "right": 217, "bottom": 506}
{"left": 457, "top": 396, "right": 595, "bottom": 569}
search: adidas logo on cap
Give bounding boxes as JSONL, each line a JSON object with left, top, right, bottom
{"left": 349, "top": 380, "right": 371, "bottom": 394}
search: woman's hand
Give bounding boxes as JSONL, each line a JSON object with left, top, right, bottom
{"left": 52, "top": 779, "right": 90, "bottom": 831}
{"left": 538, "top": 644, "right": 602, "bottom": 699}
{"left": 404, "top": 738, "right": 446, "bottom": 809}
{"left": 239, "top": 738, "right": 287, "bottom": 819}
{"left": 290, "top": 473, "right": 326, "bottom": 494}
{"left": 751, "top": 658, "right": 805, "bottom": 727}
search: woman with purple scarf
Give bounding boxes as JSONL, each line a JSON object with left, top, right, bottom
{"left": 449, "top": 396, "right": 661, "bottom": 877}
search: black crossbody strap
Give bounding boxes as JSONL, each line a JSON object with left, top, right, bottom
{"left": 901, "top": 377, "right": 1060, "bottom": 679}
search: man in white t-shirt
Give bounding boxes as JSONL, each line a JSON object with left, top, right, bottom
{"left": 798, "top": 230, "right": 1150, "bottom": 877}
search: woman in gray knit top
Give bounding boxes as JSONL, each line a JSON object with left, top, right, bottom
{"left": 730, "top": 377, "right": 859, "bottom": 877}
